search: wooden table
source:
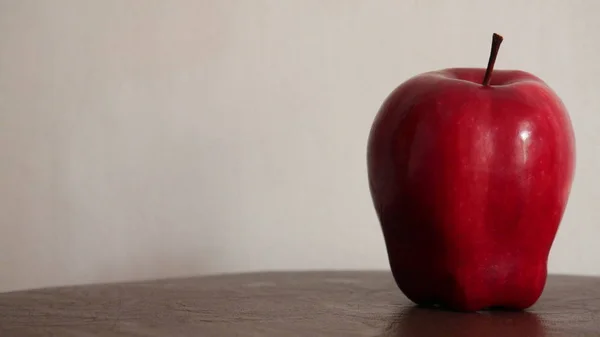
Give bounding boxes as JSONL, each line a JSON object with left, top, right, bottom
{"left": 0, "top": 271, "right": 598, "bottom": 336}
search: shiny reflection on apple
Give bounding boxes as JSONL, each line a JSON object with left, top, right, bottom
{"left": 519, "top": 129, "right": 531, "bottom": 142}
{"left": 518, "top": 121, "right": 532, "bottom": 164}
{"left": 378, "top": 306, "right": 546, "bottom": 337}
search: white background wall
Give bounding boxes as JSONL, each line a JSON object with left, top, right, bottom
{"left": 1, "top": 0, "right": 598, "bottom": 292}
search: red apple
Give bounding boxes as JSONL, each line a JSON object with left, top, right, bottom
{"left": 367, "top": 33, "right": 575, "bottom": 311}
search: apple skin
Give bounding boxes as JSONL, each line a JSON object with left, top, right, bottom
{"left": 367, "top": 68, "right": 575, "bottom": 311}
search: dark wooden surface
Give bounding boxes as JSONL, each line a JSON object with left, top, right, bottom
{"left": 0, "top": 271, "right": 599, "bottom": 336}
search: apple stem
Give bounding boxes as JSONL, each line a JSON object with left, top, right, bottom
{"left": 482, "top": 33, "right": 504, "bottom": 86}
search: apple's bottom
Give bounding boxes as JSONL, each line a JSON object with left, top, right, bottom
{"left": 389, "top": 262, "right": 547, "bottom": 312}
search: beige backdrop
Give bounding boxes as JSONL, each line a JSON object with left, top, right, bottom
{"left": 1, "top": 0, "right": 598, "bottom": 292}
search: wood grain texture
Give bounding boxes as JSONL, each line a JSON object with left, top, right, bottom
{"left": 0, "top": 271, "right": 598, "bottom": 336}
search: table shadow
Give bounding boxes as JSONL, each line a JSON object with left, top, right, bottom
{"left": 379, "top": 306, "right": 546, "bottom": 337}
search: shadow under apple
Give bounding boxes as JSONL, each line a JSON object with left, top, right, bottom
{"left": 379, "top": 305, "right": 546, "bottom": 337}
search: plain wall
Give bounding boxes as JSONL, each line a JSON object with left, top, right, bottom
{"left": 1, "top": 0, "right": 598, "bottom": 292}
